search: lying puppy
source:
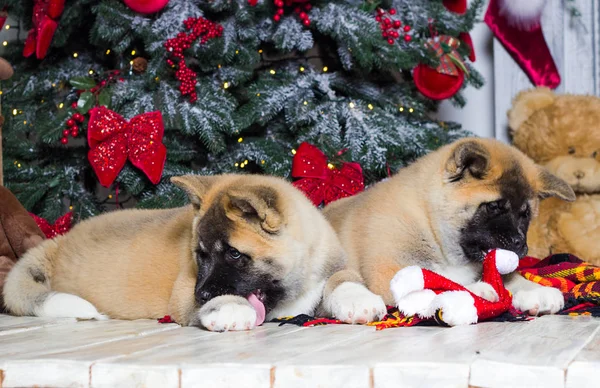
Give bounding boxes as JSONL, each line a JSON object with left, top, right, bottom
{"left": 3, "top": 174, "right": 379, "bottom": 331}
{"left": 324, "top": 138, "right": 576, "bottom": 318}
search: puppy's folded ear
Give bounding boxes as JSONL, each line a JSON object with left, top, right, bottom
{"left": 537, "top": 168, "right": 576, "bottom": 201}
{"left": 445, "top": 140, "right": 490, "bottom": 181}
{"left": 224, "top": 186, "right": 283, "bottom": 234}
{"left": 171, "top": 175, "right": 219, "bottom": 210}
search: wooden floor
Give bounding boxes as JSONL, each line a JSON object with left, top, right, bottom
{"left": 0, "top": 314, "right": 598, "bottom": 388}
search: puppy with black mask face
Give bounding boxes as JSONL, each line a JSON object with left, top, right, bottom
{"left": 324, "top": 138, "right": 576, "bottom": 319}
{"left": 4, "top": 174, "right": 376, "bottom": 331}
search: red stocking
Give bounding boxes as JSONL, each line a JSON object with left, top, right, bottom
{"left": 484, "top": 0, "right": 560, "bottom": 88}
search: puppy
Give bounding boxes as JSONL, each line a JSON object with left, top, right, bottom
{"left": 3, "top": 174, "right": 384, "bottom": 331}
{"left": 323, "top": 138, "right": 576, "bottom": 316}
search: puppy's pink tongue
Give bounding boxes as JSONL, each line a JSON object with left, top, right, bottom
{"left": 247, "top": 293, "right": 266, "bottom": 326}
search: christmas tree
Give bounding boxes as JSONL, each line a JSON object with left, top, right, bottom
{"left": 0, "top": 0, "right": 483, "bottom": 221}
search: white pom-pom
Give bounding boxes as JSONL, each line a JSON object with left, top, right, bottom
{"left": 499, "top": 0, "right": 547, "bottom": 30}
{"left": 494, "top": 249, "right": 519, "bottom": 274}
{"left": 390, "top": 266, "right": 425, "bottom": 303}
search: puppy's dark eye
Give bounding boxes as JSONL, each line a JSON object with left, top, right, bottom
{"left": 228, "top": 247, "right": 242, "bottom": 260}
{"left": 519, "top": 203, "right": 531, "bottom": 218}
{"left": 485, "top": 200, "right": 507, "bottom": 215}
{"left": 568, "top": 147, "right": 576, "bottom": 155}
{"left": 592, "top": 151, "right": 598, "bottom": 158}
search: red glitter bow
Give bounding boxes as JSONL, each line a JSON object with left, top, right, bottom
{"left": 23, "top": 0, "right": 65, "bottom": 59}
{"left": 29, "top": 212, "right": 72, "bottom": 239}
{"left": 291, "top": 142, "right": 364, "bottom": 206}
{"left": 87, "top": 106, "right": 167, "bottom": 187}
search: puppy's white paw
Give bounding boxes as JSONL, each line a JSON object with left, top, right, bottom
{"left": 465, "top": 282, "right": 499, "bottom": 302}
{"left": 197, "top": 297, "right": 257, "bottom": 332}
{"left": 35, "top": 292, "right": 106, "bottom": 320}
{"left": 513, "top": 287, "right": 565, "bottom": 316}
{"left": 328, "top": 282, "right": 387, "bottom": 324}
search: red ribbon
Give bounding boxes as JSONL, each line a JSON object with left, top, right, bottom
{"left": 291, "top": 142, "right": 364, "bottom": 206}
{"left": 87, "top": 106, "right": 167, "bottom": 188}
{"left": 29, "top": 212, "right": 72, "bottom": 239}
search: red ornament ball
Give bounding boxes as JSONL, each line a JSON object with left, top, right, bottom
{"left": 404, "top": 35, "right": 412, "bottom": 42}
{"left": 123, "top": 0, "right": 169, "bottom": 14}
{"left": 62, "top": 129, "right": 70, "bottom": 137}
{"left": 66, "top": 119, "right": 75, "bottom": 127}
{"left": 304, "top": 4, "right": 311, "bottom": 10}
{"left": 274, "top": 14, "right": 281, "bottom": 22}
{"left": 389, "top": 8, "right": 396, "bottom": 15}
{"left": 375, "top": 16, "right": 381, "bottom": 22}
{"left": 248, "top": 0, "right": 258, "bottom": 5}
{"left": 393, "top": 20, "right": 401, "bottom": 29}
{"left": 302, "top": 18, "right": 310, "bottom": 27}
{"left": 71, "top": 128, "right": 79, "bottom": 137}
{"left": 403, "top": 25, "right": 411, "bottom": 32}
{"left": 60, "top": 137, "right": 68, "bottom": 144}
{"left": 387, "top": 38, "right": 394, "bottom": 45}
{"left": 71, "top": 102, "right": 77, "bottom": 109}
{"left": 73, "top": 113, "right": 84, "bottom": 122}
{"left": 299, "top": 12, "right": 307, "bottom": 20}
{"left": 413, "top": 63, "right": 465, "bottom": 100}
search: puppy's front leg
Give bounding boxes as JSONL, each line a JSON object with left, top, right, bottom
{"left": 190, "top": 295, "right": 258, "bottom": 332}
{"left": 320, "top": 269, "right": 387, "bottom": 324}
{"left": 505, "top": 273, "right": 564, "bottom": 315}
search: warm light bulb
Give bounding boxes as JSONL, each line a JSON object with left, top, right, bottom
{"left": 240, "top": 163, "right": 245, "bottom": 168}
{"left": 235, "top": 50, "right": 239, "bottom": 54}
{"left": 409, "top": 108, "right": 414, "bottom": 113}
{"left": 223, "top": 82, "right": 230, "bottom": 89}
{"left": 131, "top": 50, "right": 136, "bottom": 56}
{"left": 261, "top": 160, "right": 265, "bottom": 164}
{"left": 108, "top": 194, "right": 113, "bottom": 199}
{"left": 327, "top": 163, "right": 334, "bottom": 169}
{"left": 106, "top": 49, "right": 111, "bottom": 55}
{"left": 23, "top": 120, "right": 27, "bottom": 125}
{"left": 88, "top": 69, "right": 94, "bottom": 75}
{"left": 256, "top": 93, "right": 261, "bottom": 97}
{"left": 73, "top": 52, "right": 78, "bottom": 58}
{"left": 323, "top": 66, "right": 328, "bottom": 72}
{"left": 238, "top": 137, "right": 243, "bottom": 143}
{"left": 235, "top": 163, "right": 239, "bottom": 167}
{"left": 399, "top": 106, "right": 404, "bottom": 112}
{"left": 368, "top": 104, "right": 373, "bottom": 110}
{"left": 349, "top": 102, "right": 355, "bottom": 108}
{"left": 300, "top": 66, "right": 305, "bottom": 72}
{"left": 244, "top": 160, "right": 249, "bottom": 164}
{"left": 258, "top": 49, "right": 263, "bottom": 54}
{"left": 218, "top": 64, "right": 221, "bottom": 69}
{"left": 270, "top": 69, "right": 276, "bottom": 75}
{"left": 12, "top": 109, "right": 17, "bottom": 116}
{"left": 129, "top": 60, "right": 134, "bottom": 65}
{"left": 69, "top": 205, "right": 73, "bottom": 210}
{"left": 155, "top": 77, "right": 160, "bottom": 82}
{"left": 59, "top": 103, "right": 64, "bottom": 109}
{"left": 303, "top": 101, "right": 308, "bottom": 106}
{"left": 291, "top": 149, "right": 297, "bottom": 155}
{"left": 0, "top": 91, "right": 2, "bottom": 95}
{"left": 2, "top": 41, "right": 7, "bottom": 47}
{"left": 52, "top": 83, "right": 56, "bottom": 87}
{"left": 17, "top": 163, "right": 21, "bottom": 168}
{"left": 4, "top": 25, "right": 9, "bottom": 30}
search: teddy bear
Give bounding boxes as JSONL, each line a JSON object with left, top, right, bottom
{"left": 508, "top": 87, "right": 600, "bottom": 266}
{"left": 0, "top": 187, "right": 46, "bottom": 312}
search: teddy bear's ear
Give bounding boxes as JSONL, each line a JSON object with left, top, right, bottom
{"left": 507, "top": 87, "right": 556, "bottom": 132}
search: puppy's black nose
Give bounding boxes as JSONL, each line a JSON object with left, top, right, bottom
{"left": 198, "top": 290, "right": 212, "bottom": 304}
{"left": 511, "top": 235, "right": 526, "bottom": 252}
{"left": 574, "top": 170, "right": 585, "bottom": 179}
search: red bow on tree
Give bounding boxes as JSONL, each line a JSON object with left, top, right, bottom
{"left": 87, "top": 106, "right": 167, "bottom": 188}
{"left": 291, "top": 142, "right": 364, "bottom": 206}
{"left": 29, "top": 212, "right": 72, "bottom": 239}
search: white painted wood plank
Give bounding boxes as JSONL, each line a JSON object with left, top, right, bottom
{"left": 0, "top": 319, "right": 180, "bottom": 360}
{"left": 563, "top": 0, "right": 596, "bottom": 95}
{"left": 566, "top": 324, "right": 600, "bottom": 388}
{"left": 0, "top": 314, "right": 76, "bottom": 336}
{"left": 1, "top": 327, "right": 216, "bottom": 388}
{"left": 93, "top": 324, "right": 368, "bottom": 388}
{"left": 469, "top": 315, "right": 600, "bottom": 388}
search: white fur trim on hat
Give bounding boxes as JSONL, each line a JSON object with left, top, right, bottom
{"left": 428, "top": 291, "right": 478, "bottom": 326}
{"left": 494, "top": 249, "right": 519, "bottom": 274}
{"left": 499, "top": 0, "right": 547, "bottom": 30}
{"left": 396, "top": 289, "right": 437, "bottom": 318}
{"left": 390, "top": 266, "right": 425, "bottom": 303}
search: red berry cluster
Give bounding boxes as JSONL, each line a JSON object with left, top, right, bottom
{"left": 60, "top": 108, "right": 84, "bottom": 145}
{"left": 376, "top": 8, "right": 412, "bottom": 45}
{"left": 272, "top": 0, "right": 312, "bottom": 26}
{"left": 164, "top": 17, "right": 224, "bottom": 103}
